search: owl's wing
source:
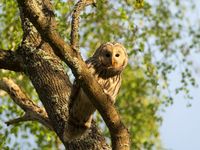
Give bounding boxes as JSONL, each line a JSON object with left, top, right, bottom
{"left": 70, "top": 58, "right": 92, "bottom": 105}
{"left": 69, "top": 79, "right": 81, "bottom": 109}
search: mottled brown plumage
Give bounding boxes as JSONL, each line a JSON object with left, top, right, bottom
{"left": 67, "top": 42, "right": 128, "bottom": 139}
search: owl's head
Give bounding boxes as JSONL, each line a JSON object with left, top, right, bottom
{"left": 92, "top": 42, "right": 128, "bottom": 77}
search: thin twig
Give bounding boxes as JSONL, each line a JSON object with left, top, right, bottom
{"left": 5, "top": 114, "right": 31, "bottom": 126}
{"left": 70, "top": 0, "right": 96, "bottom": 50}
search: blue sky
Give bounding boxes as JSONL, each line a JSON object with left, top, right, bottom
{"left": 160, "top": 68, "right": 200, "bottom": 150}
{"left": 159, "top": 1, "right": 200, "bottom": 149}
{"left": 160, "top": 0, "right": 200, "bottom": 148}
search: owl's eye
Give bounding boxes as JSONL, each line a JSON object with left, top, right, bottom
{"left": 105, "top": 53, "right": 111, "bottom": 57}
{"left": 115, "top": 54, "right": 120, "bottom": 57}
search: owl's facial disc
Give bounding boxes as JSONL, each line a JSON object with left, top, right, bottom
{"left": 100, "top": 47, "right": 126, "bottom": 71}
{"left": 89, "top": 42, "right": 128, "bottom": 78}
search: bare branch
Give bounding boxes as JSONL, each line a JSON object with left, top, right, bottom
{"left": 0, "top": 77, "right": 53, "bottom": 130}
{"left": 0, "top": 49, "right": 24, "bottom": 72}
{"left": 16, "top": 0, "right": 130, "bottom": 149}
{"left": 70, "top": 0, "right": 96, "bottom": 50}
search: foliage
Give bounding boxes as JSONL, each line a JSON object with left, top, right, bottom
{"left": 0, "top": 0, "right": 199, "bottom": 149}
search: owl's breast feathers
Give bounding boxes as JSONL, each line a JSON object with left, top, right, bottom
{"left": 86, "top": 58, "right": 122, "bottom": 102}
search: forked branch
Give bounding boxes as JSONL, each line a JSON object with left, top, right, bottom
{"left": 16, "top": 0, "right": 130, "bottom": 149}
{"left": 0, "top": 78, "right": 53, "bottom": 130}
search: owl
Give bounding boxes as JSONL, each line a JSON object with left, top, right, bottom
{"left": 67, "top": 42, "right": 128, "bottom": 139}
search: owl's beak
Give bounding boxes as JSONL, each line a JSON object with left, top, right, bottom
{"left": 111, "top": 58, "right": 117, "bottom": 67}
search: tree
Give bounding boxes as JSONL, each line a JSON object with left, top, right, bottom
{"left": 0, "top": 0, "right": 199, "bottom": 150}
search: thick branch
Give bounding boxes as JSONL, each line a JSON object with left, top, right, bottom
{"left": 70, "top": 0, "right": 96, "bottom": 50}
{"left": 17, "top": 0, "right": 130, "bottom": 149}
{"left": 0, "top": 49, "right": 24, "bottom": 72}
{"left": 0, "top": 77, "right": 53, "bottom": 130}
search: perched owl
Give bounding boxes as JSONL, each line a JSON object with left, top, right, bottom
{"left": 66, "top": 42, "right": 128, "bottom": 139}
